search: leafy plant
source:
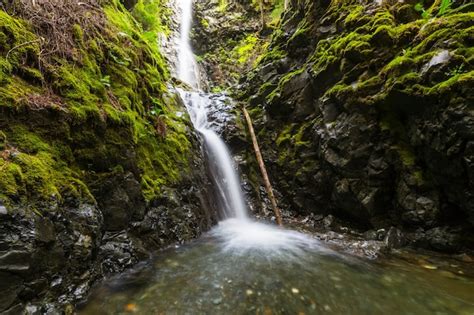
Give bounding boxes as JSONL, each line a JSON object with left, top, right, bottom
{"left": 438, "top": 0, "right": 452, "bottom": 16}
{"left": 445, "top": 64, "right": 465, "bottom": 77}
{"left": 415, "top": 1, "right": 431, "bottom": 19}
{"left": 100, "top": 75, "right": 111, "bottom": 88}
{"left": 415, "top": 0, "right": 452, "bottom": 19}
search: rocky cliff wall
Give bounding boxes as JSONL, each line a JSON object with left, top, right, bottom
{"left": 236, "top": 0, "right": 473, "bottom": 251}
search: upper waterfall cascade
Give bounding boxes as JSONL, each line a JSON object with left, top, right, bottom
{"left": 176, "top": 0, "right": 248, "bottom": 220}
{"left": 177, "top": 0, "right": 200, "bottom": 89}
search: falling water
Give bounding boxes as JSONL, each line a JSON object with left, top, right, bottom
{"left": 176, "top": 0, "right": 247, "bottom": 220}
{"left": 174, "top": 0, "right": 325, "bottom": 252}
{"left": 179, "top": 91, "right": 249, "bottom": 220}
{"left": 177, "top": 0, "right": 200, "bottom": 88}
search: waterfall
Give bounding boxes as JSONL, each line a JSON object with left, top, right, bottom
{"left": 177, "top": 0, "right": 200, "bottom": 89}
{"left": 176, "top": 0, "right": 248, "bottom": 220}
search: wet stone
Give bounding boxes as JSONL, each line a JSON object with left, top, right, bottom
{"left": 35, "top": 217, "right": 55, "bottom": 244}
{"left": 212, "top": 298, "right": 222, "bottom": 305}
{"left": 0, "top": 250, "right": 31, "bottom": 273}
{"left": 0, "top": 201, "right": 7, "bottom": 216}
{"left": 384, "top": 227, "right": 406, "bottom": 250}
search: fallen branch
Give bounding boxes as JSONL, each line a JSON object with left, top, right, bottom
{"left": 243, "top": 107, "right": 283, "bottom": 226}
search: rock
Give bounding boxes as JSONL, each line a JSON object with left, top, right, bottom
{"left": 0, "top": 272, "right": 23, "bottom": 312}
{"left": 0, "top": 202, "right": 7, "bottom": 216}
{"left": 120, "top": 0, "right": 137, "bottom": 10}
{"left": 384, "top": 227, "right": 406, "bottom": 250}
{"left": 100, "top": 232, "right": 136, "bottom": 274}
{"left": 2, "top": 303, "right": 24, "bottom": 315}
{"left": 291, "top": 288, "right": 300, "bottom": 294}
{"left": 95, "top": 172, "right": 146, "bottom": 231}
{"left": 324, "top": 231, "right": 344, "bottom": 240}
{"left": 212, "top": 297, "right": 222, "bottom": 305}
{"left": 424, "top": 227, "right": 461, "bottom": 252}
{"left": 323, "top": 215, "right": 335, "bottom": 228}
{"left": 101, "top": 187, "right": 131, "bottom": 230}
{"left": 363, "top": 230, "right": 378, "bottom": 240}
{"left": 376, "top": 229, "right": 387, "bottom": 241}
{"left": 236, "top": 0, "right": 473, "bottom": 255}
{"left": 0, "top": 250, "right": 31, "bottom": 273}
{"left": 35, "top": 217, "right": 55, "bottom": 244}
{"left": 421, "top": 50, "right": 451, "bottom": 74}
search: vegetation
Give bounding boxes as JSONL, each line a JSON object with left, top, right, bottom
{"left": 0, "top": 0, "right": 192, "bottom": 210}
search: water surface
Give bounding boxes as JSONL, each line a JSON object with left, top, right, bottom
{"left": 80, "top": 220, "right": 474, "bottom": 315}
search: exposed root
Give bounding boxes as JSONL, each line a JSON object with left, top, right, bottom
{"left": 21, "top": 90, "right": 66, "bottom": 110}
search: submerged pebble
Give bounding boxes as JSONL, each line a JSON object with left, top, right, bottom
{"left": 124, "top": 303, "right": 137, "bottom": 312}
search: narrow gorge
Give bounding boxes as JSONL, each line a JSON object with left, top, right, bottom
{"left": 0, "top": 0, "right": 473, "bottom": 314}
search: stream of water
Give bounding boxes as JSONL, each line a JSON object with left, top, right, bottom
{"left": 79, "top": 1, "right": 474, "bottom": 313}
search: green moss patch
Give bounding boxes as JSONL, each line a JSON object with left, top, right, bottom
{"left": 0, "top": 1, "right": 192, "bottom": 209}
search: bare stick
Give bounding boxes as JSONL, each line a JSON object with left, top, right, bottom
{"left": 243, "top": 107, "right": 283, "bottom": 226}
{"left": 6, "top": 39, "right": 41, "bottom": 60}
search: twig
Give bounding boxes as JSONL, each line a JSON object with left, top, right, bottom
{"left": 5, "top": 39, "right": 41, "bottom": 60}
{"left": 243, "top": 107, "right": 283, "bottom": 226}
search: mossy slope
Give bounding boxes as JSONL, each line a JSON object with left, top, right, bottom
{"left": 0, "top": 0, "right": 191, "bottom": 211}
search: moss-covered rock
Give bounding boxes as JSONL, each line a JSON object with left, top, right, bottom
{"left": 0, "top": 1, "right": 214, "bottom": 312}
{"left": 191, "top": 0, "right": 283, "bottom": 90}
{"left": 0, "top": 1, "right": 192, "bottom": 210}
{"left": 238, "top": 0, "right": 474, "bottom": 250}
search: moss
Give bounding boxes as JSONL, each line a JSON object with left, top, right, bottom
{"left": 395, "top": 144, "right": 416, "bottom": 167}
{"left": 0, "top": 129, "right": 94, "bottom": 208}
{"left": 344, "top": 5, "right": 366, "bottom": 28}
{"left": 0, "top": 11, "right": 40, "bottom": 67}
{"left": 429, "top": 70, "right": 473, "bottom": 94}
{"left": 72, "top": 24, "right": 85, "bottom": 46}
{"left": 255, "top": 45, "right": 287, "bottom": 66}
{"left": 265, "top": 67, "right": 305, "bottom": 104}
{"left": 308, "top": 31, "right": 372, "bottom": 78}
{"left": 233, "top": 34, "right": 259, "bottom": 65}
{"left": 275, "top": 120, "right": 313, "bottom": 167}
{"left": 0, "top": 1, "right": 193, "bottom": 210}
{"left": 276, "top": 123, "right": 295, "bottom": 146}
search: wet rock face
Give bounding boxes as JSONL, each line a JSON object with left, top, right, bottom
{"left": 0, "top": 1, "right": 219, "bottom": 312}
{"left": 93, "top": 172, "right": 146, "bottom": 231}
{"left": 235, "top": 0, "right": 474, "bottom": 251}
{"left": 0, "top": 204, "right": 103, "bottom": 313}
{"left": 0, "top": 132, "right": 215, "bottom": 313}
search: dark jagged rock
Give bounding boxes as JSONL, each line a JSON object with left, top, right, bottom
{"left": 0, "top": 131, "right": 215, "bottom": 313}
{"left": 233, "top": 0, "right": 474, "bottom": 252}
{"left": 384, "top": 227, "right": 406, "bottom": 250}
